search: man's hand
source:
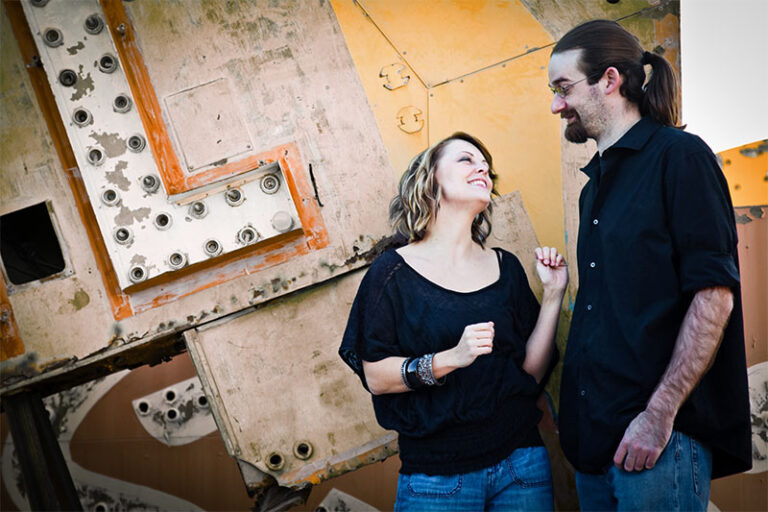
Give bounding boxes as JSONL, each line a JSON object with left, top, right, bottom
{"left": 613, "top": 408, "right": 674, "bottom": 471}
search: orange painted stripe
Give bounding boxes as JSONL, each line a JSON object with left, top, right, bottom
{"left": 0, "top": 272, "right": 24, "bottom": 361}
{"left": 100, "top": 0, "right": 186, "bottom": 195}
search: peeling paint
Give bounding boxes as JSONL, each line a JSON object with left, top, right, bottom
{"left": 88, "top": 130, "right": 127, "bottom": 158}
{"left": 68, "top": 289, "right": 91, "bottom": 311}
{"left": 740, "top": 140, "right": 768, "bottom": 158}
{"left": 105, "top": 161, "right": 131, "bottom": 191}
{"left": 114, "top": 205, "right": 151, "bottom": 226}
{"left": 66, "top": 41, "right": 85, "bottom": 55}
{"left": 69, "top": 64, "right": 94, "bottom": 101}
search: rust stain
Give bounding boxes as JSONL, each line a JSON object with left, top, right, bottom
{"left": 68, "top": 289, "right": 91, "bottom": 311}
{"left": 0, "top": 272, "right": 24, "bottom": 362}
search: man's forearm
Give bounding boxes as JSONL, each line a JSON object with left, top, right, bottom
{"left": 646, "top": 286, "right": 734, "bottom": 420}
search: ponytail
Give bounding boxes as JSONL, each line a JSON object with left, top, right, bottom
{"left": 641, "top": 51, "right": 679, "bottom": 127}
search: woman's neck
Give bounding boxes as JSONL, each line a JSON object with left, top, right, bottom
{"left": 416, "top": 206, "right": 485, "bottom": 262}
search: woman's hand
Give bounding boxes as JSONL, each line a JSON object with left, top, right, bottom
{"left": 445, "top": 322, "right": 495, "bottom": 369}
{"left": 534, "top": 247, "right": 568, "bottom": 295}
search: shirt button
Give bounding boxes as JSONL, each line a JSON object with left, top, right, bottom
{"left": 586, "top": 304, "right": 593, "bottom": 311}
{"left": 580, "top": 390, "right": 586, "bottom": 396}
{"left": 593, "top": 219, "right": 599, "bottom": 225}
{"left": 590, "top": 262, "right": 596, "bottom": 268}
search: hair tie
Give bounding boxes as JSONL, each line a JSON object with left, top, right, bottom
{"left": 642, "top": 50, "right": 654, "bottom": 65}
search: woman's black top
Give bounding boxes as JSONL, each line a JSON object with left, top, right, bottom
{"left": 339, "top": 248, "right": 555, "bottom": 475}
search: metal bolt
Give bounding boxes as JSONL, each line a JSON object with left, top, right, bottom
{"left": 204, "top": 239, "right": 222, "bottom": 257}
{"left": 265, "top": 452, "right": 285, "bottom": 472}
{"left": 141, "top": 175, "right": 160, "bottom": 193}
{"left": 43, "top": 28, "right": 63, "bottom": 47}
{"left": 84, "top": 14, "right": 104, "bottom": 34}
{"left": 128, "top": 264, "right": 146, "bottom": 283}
{"left": 98, "top": 53, "right": 118, "bottom": 73}
{"left": 224, "top": 188, "right": 244, "bottom": 206}
{"left": 237, "top": 226, "right": 258, "bottom": 245}
{"left": 113, "top": 94, "right": 132, "bottom": 113}
{"left": 128, "top": 134, "right": 146, "bottom": 152}
{"left": 260, "top": 174, "right": 280, "bottom": 194}
{"left": 58, "top": 69, "right": 77, "bottom": 87}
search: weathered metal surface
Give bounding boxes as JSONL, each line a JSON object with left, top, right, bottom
{"left": 1, "top": 0, "right": 394, "bottom": 390}
{"left": 131, "top": 376, "right": 217, "bottom": 447}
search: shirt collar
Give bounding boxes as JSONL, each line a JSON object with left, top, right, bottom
{"left": 580, "top": 117, "right": 663, "bottom": 180}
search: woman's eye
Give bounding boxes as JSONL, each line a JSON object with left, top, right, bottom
{"left": 459, "top": 157, "right": 471, "bottom": 163}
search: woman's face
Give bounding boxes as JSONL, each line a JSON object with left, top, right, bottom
{"left": 434, "top": 139, "right": 492, "bottom": 210}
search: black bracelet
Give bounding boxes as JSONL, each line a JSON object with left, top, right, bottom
{"left": 404, "top": 356, "right": 424, "bottom": 390}
{"left": 400, "top": 357, "right": 414, "bottom": 390}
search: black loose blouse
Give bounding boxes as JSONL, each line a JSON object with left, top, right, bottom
{"left": 340, "top": 248, "right": 555, "bottom": 475}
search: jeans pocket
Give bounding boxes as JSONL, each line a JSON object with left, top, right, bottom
{"left": 505, "top": 446, "right": 552, "bottom": 488}
{"left": 405, "top": 473, "right": 463, "bottom": 497}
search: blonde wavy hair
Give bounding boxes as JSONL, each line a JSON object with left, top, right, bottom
{"left": 389, "top": 132, "right": 498, "bottom": 247}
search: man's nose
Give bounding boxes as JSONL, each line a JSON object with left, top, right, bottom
{"left": 551, "top": 94, "right": 566, "bottom": 114}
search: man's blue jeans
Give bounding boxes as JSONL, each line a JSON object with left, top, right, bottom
{"left": 575, "top": 430, "right": 712, "bottom": 511}
{"left": 394, "top": 446, "right": 554, "bottom": 511}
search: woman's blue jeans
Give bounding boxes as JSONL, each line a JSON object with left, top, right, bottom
{"left": 394, "top": 446, "right": 554, "bottom": 511}
{"left": 574, "top": 430, "right": 712, "bottom": 511}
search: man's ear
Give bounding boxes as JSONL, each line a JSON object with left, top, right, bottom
{"left": 603, "top": 66, "right": 623, "bottom": 95}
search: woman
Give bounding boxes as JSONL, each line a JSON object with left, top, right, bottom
{"left": 339, "top": 132, "right": 568, "bottom": 511}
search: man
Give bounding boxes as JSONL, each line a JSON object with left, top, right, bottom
{"left": 548, "top": 20, "right": 751, "bottom": 511}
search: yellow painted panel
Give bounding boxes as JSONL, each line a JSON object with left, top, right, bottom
{"left": 330, "top": 0, "right": 429, "bottom": 178}
{"left": 720, "top": 140, "right": 768, "bottom": 207}
{"left": 429, "top": 49, "right": 565, "bottom": 250}
{"left": 357, "top": 0, "right": 553, "bottom": 87}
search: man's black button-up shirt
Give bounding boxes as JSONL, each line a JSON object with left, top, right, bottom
{"left": 559, "top": 117, "right": 752, "bottom": 478}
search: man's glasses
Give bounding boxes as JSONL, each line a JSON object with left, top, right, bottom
{"left": 549, "top": 76, "right": 590, "bottom": 98}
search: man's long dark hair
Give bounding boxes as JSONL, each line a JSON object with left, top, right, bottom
{"left": 553, "top": 19, "right": 680, "bottom": 127}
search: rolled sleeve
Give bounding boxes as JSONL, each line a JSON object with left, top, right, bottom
{"left": 678, "top": 249, "right": 740, "bottom": 293}
{"left": 665, "top": 148, "right": 739, "bottom": 293}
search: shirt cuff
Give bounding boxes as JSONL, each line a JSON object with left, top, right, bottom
{"left": 679, "top": 249, "right": 740, "bottom": 293}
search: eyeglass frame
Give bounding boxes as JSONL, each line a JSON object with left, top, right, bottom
{"left": 549, "top": 71, "right": 604, "bottom": 98}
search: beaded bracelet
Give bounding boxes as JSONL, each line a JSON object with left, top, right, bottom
{"left": 417, "top": 353, "right": 446, "bottom": 386}
{"left": 401, "top": 354, "right": 446, "bottom": 390}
